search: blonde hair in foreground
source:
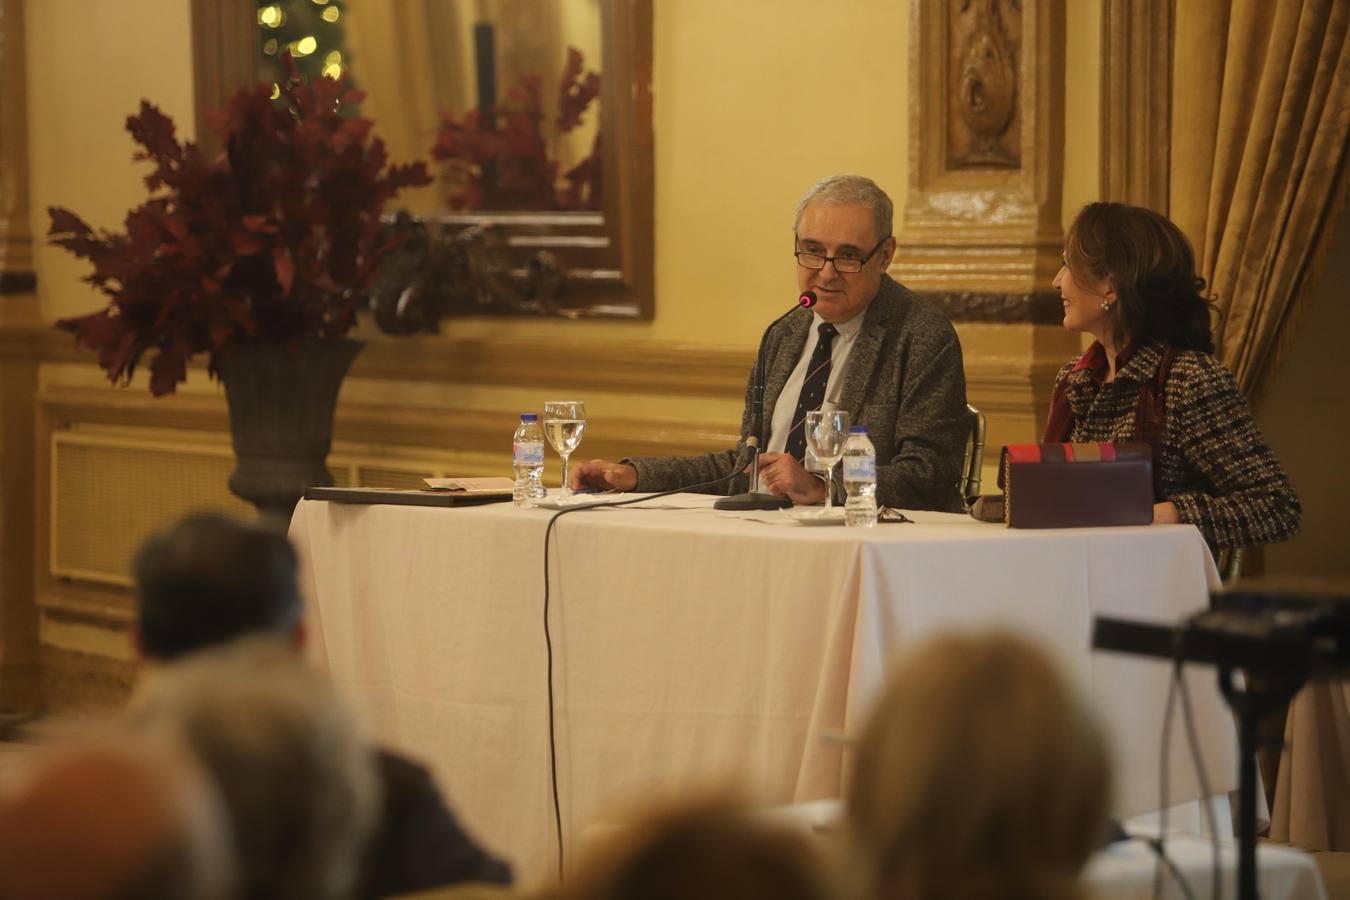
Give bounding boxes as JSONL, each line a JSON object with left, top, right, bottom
{"left": 846, "top": 631, "right": 1111, "bottom": 900}
{"left": 549, "top": 796, "right": 832, "bottom": 900}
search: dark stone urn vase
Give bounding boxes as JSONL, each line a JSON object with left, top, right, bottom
{"left": 217, "top": 338, "right": 364, "bottom": 522}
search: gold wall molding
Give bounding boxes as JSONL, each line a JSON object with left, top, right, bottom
{"left": 896, "top": 0, "right": 1065, "bottom": 294}
{"left": 1100, "top": 0, "right": 1173, "bottom": 210}
{"left": 356, "top": 333, "right": 750, "bottom": 398}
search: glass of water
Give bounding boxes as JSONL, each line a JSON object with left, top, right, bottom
{"left": 806, "top": 409, "right": 850, "bottom": 514}
{"left": 543, "top": 400, "right": 587, "bottom": 501}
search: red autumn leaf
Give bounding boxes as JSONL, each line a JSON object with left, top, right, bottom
{"left": 47, "top": 207, "right": 95, "bottom": 240}
{"left": 432, "top": 45, "right": 601, "bottom": 212}
{"left": 241, "top": 214, "right": 278, "bottom": 234}
{"left": 48, "top": 65, "right": 429, "bottom": 394}
{"left": 273, "top": 246, "right": 295, "bottom": 297}
{"left": 148, "top": 346, "right": 188, "bottom": 397}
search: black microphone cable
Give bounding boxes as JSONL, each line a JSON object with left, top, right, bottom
{"left": 539, "top": 453, "right": 757, "bottom": 881}
{"left": 1153, "top": 616, "right": 1220, "bottom": 900}
{"left": 539, "top": 291, "right": 819, "bottom": 879}
{"left": 1131, "top": 834, "right": 1199, "bottom": 900}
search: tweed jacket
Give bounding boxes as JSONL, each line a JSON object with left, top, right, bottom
{"left": 627, "top": 275, "right": 969, "bottom": 512}
{"left": 1053, "top": 339, "right": 1300, "bottom": 549}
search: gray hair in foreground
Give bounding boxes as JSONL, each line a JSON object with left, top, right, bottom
{"left": 793, "top": 175, "right": 894, "bottom": 243}
{"left": 129, "top": 638, "right": 380, "bottom": 900}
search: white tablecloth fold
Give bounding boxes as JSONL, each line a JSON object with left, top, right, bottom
{"left": 291, "top": 496, "right": 1236, "bottom": 883}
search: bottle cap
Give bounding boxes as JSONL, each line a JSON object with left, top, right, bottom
{"left": 521, "top": 414, "right": 538, "bottom": 422}
{"left": 849, "top": 426, "right": 868, "bottom": 434}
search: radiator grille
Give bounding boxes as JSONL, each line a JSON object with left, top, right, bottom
{"left": 51, "top": 434, "right": 451, "bottom": 586}
{"left": 52, "top": 436, "right": 250, "bottom": 586}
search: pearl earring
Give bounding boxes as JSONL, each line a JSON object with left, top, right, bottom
{"left": 1101, "top": 301, "right": 1112, "bottom": 312}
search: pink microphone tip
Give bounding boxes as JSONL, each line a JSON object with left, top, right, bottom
{"left": 799, "top": 290, "right": 818, "bottom": 308}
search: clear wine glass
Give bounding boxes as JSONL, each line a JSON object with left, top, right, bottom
{"left": 806, "top": 409, "right": 850, "bottom": 515}
{"left": 543, "top": 400, "right": 587, "bottom": 502}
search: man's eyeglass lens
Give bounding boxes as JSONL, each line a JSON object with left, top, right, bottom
{"left": 794, "top": 236, "right": 888, "bottom": 274}
{"left": 795, "top": 252, "right": 866, "bottom": 273}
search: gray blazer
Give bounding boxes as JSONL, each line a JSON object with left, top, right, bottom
{"left": 627, "top": 275, "right": 969, "bottom": 512}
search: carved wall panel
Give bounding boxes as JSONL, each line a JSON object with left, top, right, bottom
{"left": 949, "top": 0, "right": 1023, "bottom": 169}
{"left": 895, "top": 0, "right": 1064, "bottom": 299}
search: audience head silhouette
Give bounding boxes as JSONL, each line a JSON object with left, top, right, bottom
{"left": 134, "top": 512, "right": 302, "bottom": 660}
{"left": 552, "top": 798, "right": 831, "bottom": 900}
{"left": 0, "top": 733, "right": 234, "bottom": 900}
{"left": 129, "top": 638, "right": 379, "bottom": 900}
{"left": 846, "top": 631, "right": 1111, "bottom": 900}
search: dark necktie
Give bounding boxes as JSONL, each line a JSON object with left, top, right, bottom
{"left": 784, "top": 322, "right": 839, "bottom": 464}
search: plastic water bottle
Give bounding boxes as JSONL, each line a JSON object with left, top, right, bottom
{"left": 843, "top": 425, "right": 878, "bottom": 528}
{"left": 512, "top": 414, "right": 546, "bottom": 506}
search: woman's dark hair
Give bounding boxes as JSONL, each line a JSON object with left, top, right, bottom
{"left": 1065, "top": 202, "right": 1215, "bottom": 353}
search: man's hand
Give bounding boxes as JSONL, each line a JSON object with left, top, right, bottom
{"left": 756, "top": 452, "right": 829, "bottom": 506}
{"left": 570, "top": 459, "right": 638, "bottom": 493}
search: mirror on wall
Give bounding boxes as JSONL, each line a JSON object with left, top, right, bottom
{"left": 256, "top": 1, "right": 604, "bottom": 215}
{"left": 194, "top": 0, "right": 651, "bottom": 319}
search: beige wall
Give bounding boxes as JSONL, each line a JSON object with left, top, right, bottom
{"left": 29, "top": 0, "right": 1103, "bottom": 347}
{"left": 26, "top": 0, "right": 195, "bottom": 324}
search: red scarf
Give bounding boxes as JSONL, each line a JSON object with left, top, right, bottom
{"left": 1043, "top": 341, "right": 1122, "bottom": 443}
{"left": 1042, "top": 341, "right": 1175, "bottom": 500}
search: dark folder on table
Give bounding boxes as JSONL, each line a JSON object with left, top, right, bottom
{"left": 304, "top": 486, "right": 512, "bottom": 508}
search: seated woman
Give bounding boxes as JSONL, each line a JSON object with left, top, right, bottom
{"left": 845, "top": 631, "right": 1111, "bottom": 900}
{"left": 1046, "top": 201, "right": 1300, "bottom": 550}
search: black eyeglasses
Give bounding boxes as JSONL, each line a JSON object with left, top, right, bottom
{"left": 794, "top": 235, "right": 890, "bottom": 274}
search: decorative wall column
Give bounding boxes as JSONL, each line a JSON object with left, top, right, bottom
{"left": 1100, "top": 0, "right": 1172, "bottom": 210}
{"left": 190, "top": 0, "right": 256, "bottom": 157}
{"left": 0, "top": 0, "right": 41, "bottom": 716}
{"left": 895, "top": 0, "right": 1076, "bottom": 459}
{"left": 0, "top": 0, "right": 34, "bottom": 295}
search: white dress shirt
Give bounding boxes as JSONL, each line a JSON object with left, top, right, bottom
{"left": 766, "top": 310, "right": 865, "bottom": 455}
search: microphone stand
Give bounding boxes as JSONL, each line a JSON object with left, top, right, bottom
{"left": 715, "top": 293, "right": 815, "bottom": 511}
{"left": 1093, "top": 583, "right": 1350, "bottom": 900}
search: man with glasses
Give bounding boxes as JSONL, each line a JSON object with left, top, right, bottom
{"left": 571, "top": 174, "right": 969, "bottom": 512}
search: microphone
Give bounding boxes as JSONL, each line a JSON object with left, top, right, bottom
{"left": 713, "top": 292, "right": 812, "bottom": 510}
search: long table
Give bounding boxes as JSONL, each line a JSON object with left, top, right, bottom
{"left": 290, "top": 494, "right": 1238, "bottom": 884}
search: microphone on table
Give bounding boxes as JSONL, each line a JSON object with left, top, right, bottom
{"left": 714, "top": 290, "right": 818, "bottom": 511}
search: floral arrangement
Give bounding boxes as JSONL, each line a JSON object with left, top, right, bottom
{"left": 50, "top": 63, "right": 431, "bottom": 396}
{"left": 432, "top": 47, "right": 601, "bottom": 212}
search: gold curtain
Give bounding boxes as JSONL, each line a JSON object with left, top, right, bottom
{"left": 1170, "top": 0, "right": 1350, "bottom": 400}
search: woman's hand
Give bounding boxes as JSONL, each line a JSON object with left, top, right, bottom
{"left": 1152, "top": 501, "right": 1182, "bottom": 525}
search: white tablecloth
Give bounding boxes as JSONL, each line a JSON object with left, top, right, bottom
{"left": 766, "top": 800, "right": 1327, "bottom": 900}
{"left": 290, "top": 494, "right": 1237, "bottom": 884}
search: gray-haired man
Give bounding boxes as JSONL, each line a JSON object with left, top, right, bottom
{"left": 572, "top": 175, "right": 969, "bottom": 512}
